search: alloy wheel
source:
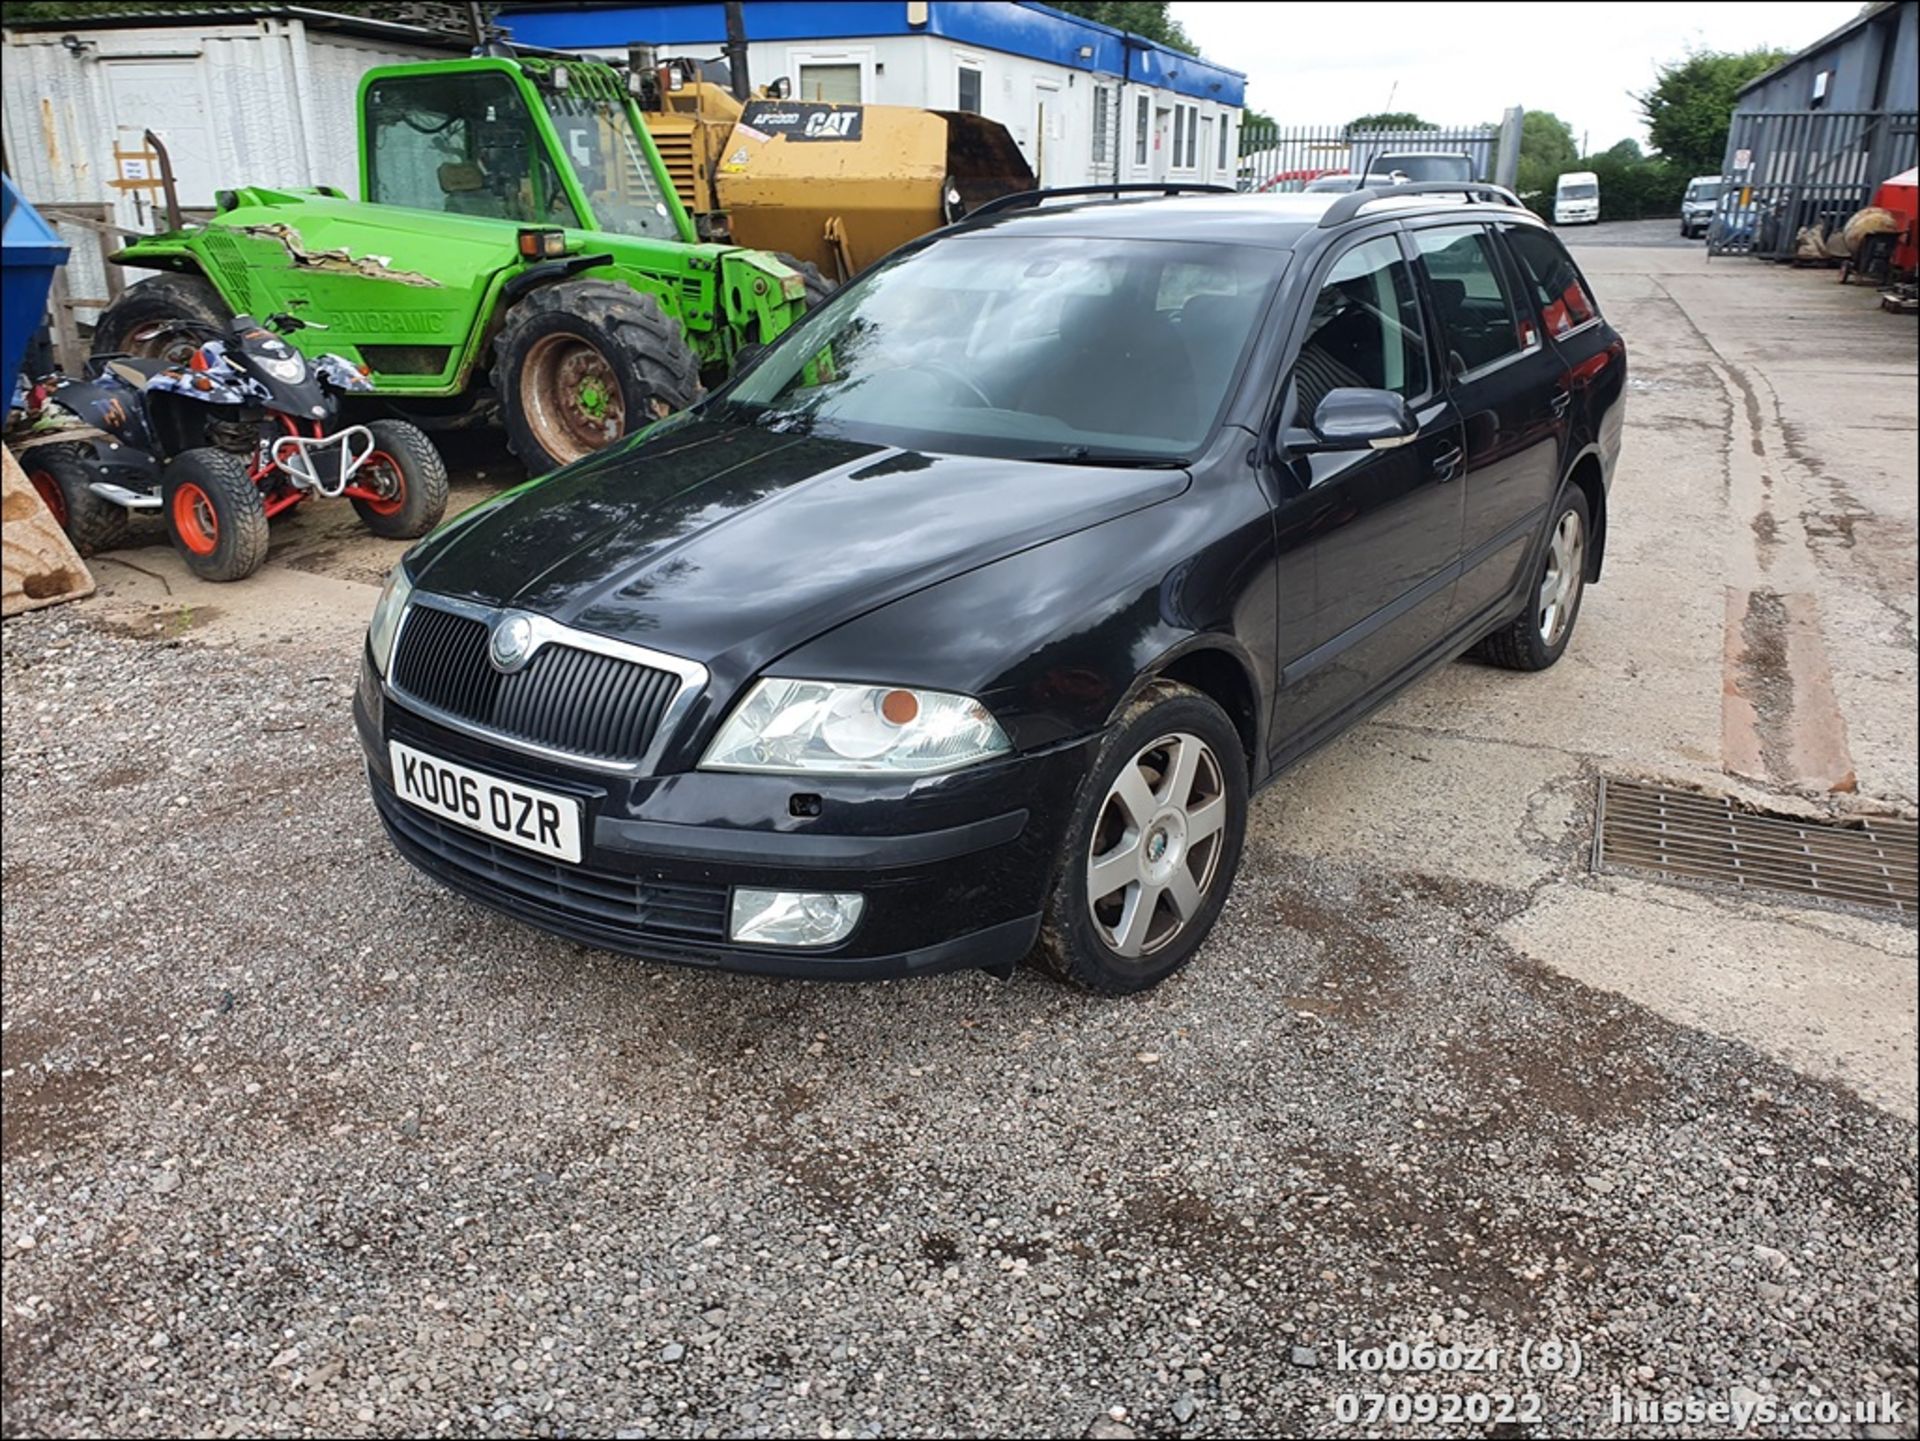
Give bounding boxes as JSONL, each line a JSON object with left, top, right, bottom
{"left": 1086, "top": 732, "right": 1228, "bottom": 958}
{"left": 1538, "top": 507, "right": 1585, "bottom": 647}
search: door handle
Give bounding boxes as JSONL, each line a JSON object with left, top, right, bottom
{"left": 1549, "top": 389, "right": 1572, "bottom": 419}
{"left": 1431, "top": 446, "right": 1464, "bottom": 480}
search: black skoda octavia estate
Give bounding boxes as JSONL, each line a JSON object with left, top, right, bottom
{"left": 356, "top": 182, "right": 1625, "bottom": 993}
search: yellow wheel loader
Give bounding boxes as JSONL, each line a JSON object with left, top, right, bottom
{"left": 637, "top": 58, "right": 1035, "bottom": 288}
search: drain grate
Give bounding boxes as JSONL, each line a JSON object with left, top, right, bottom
{"left": 1593, "top": 778, "right": 1918, "bottom": 919}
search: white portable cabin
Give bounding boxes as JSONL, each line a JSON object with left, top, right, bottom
{"left": 1, "top": 6, "right": 466, "bottom": 323}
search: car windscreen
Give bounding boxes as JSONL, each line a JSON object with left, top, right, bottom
{"left": 1559, "top": 182, "right": 1598, "bottom": 200}
{"left": 1687, "top": 182, "right": 1722, "bottom": 202}
{"left": 708, "top": 234, "right": 1285, "bottom": 462}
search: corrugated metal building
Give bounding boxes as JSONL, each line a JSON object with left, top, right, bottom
{"left": 1, "top": 5, "right": 464, "bottom": 319}
{"left": 1733, "top": 0, "right": 1917, "bottom": 114}
{"left": 495, "top": 1, "right": 1248, "bottom": 191}
{"left": 1714, "top": 0, "right": 1919, "bottom": 258}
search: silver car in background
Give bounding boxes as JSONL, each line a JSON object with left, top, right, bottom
{"left": 1681, "top": 176, "right": 1723, "bottom": 238}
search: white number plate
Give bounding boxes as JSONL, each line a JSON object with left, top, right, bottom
{"left": 389, "top": 740, "right": 583, "bottom": 863}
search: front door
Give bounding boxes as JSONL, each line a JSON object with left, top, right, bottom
{"left": 1031, "top": 81, "right": 1062, "bottom": 185}
{"left": 102, "top": 59, "right": 218, "bottom": 231}
{"left": 1267, "top": 231, "right": 1466, "bottom": 757}
{"left": 1407, "top": 222, "right": 1569, "bottom": 627}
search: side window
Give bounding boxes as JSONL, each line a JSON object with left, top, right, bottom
{"left": 1503, "top": 226, "right": 1599, "bottom": 339}
{"left": 1292, "top": 235, "right": 1430, "bottom": 419}
{"left": 956, "top": 64, "right": 982, "bottom": 114}
{"left": 1411, "top": 225, "right": 1528, "bottom": 376}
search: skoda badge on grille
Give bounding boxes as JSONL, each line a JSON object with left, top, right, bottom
{"left": 489, "top": 613, "right": 536, "bottom": 673}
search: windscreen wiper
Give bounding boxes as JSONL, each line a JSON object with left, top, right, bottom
{"left": 1018, "top": 447, "right": 1188, "bottom": 468}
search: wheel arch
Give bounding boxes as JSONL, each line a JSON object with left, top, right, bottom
{"left": 1562, "top": 446, "right": 1608, "bottom": 582}
{"left": 1115, "top": 637, "right": 1265, "bottom": 774}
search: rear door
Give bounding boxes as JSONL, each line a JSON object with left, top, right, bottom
{"left": 1265, "top": 229, "right": 1466, "bottom": 756}
{"left": 1407, "top": 221, "right": 1569, "bottom": 629}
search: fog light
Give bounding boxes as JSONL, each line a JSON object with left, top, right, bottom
{"left": 729, "top": 888, "right": 864, "bottom": 947}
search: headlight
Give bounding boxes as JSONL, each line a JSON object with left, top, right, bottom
{"left": 700, "top": 678, "right": 1011, "bottom": 775}
{"left": 366, "top": 566, "right": 413, "bottom": 677}
{"left": 258, "top": 353, "right": 306, "bottom": 383}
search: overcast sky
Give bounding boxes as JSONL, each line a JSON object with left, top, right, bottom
{"left": 1175, "top": 1, "right": 1862, "bottom": 151}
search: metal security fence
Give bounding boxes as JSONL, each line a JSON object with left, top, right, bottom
{"left": 1710, "top": 108, "right": 1920, "bottom": 258}
{"left": 1236, "top": 122, "right": 1510, "bottom": 193}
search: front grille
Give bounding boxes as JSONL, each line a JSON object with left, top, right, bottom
{"left": 1593, "top": 778, "right": 1917, "bottom": 919}
{"left": 391, "top": 604, "right": 681, "bottom": 765}
{"left": 374, "top": 782, "right": 730, "bottom": 940}
{"left": 201, "top": 230, "right": 254, "bottom": 312}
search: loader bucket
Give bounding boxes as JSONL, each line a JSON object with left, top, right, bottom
{"left": 714, "top": 101, "right": 1033, "bottom": 280}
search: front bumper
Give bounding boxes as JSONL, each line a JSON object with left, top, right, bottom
{"left": 356, "top": 654, "right": 1094, "bottom": 979}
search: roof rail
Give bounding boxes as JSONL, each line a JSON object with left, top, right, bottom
{"left": 1319, "top": 181, "right": 1525, "bottom": 228}
{"left": 966, "top": 182, "right": 1235, "bottom": 221}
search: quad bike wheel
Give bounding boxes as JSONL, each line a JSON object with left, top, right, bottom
{"left": 25, "top": 444, "right": 129, "bottom": 556}
{"left": 492, "top": 280, "right": 700, "bottom": 476}
{"left": 162, "top": 448, "right": 269, "bottom": 583}
{"left": 91, "top": 273, "right": 231, "bottom": 364}
{"left": 350, "top": 419, "right": 450, "bottom": 540}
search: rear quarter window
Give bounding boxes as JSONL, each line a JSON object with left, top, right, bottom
{"left": 1503, "top": 226, "right": 1599, "bottom": 338}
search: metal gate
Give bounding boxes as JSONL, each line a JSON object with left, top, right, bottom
{"left": 1710, "top": 108, "right": 1920, "bottom": 258}
{"left": 1236, "top": 120, "right": 1513, "bottom": 193}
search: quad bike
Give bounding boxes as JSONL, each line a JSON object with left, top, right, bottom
{"left": 16, "top": 312, "right": 447, "bottom": 582}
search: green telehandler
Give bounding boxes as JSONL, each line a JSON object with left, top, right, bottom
{"left": 96, "top": 56, "right": 811, "bottom": 476}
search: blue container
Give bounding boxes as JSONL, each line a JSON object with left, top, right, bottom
{"left": 2, "top": 173, "right": 70, "bottom": 403}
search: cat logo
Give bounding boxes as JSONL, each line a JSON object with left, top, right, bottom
{"left": 802, "top": 110, "right": 859, "bottom": 140}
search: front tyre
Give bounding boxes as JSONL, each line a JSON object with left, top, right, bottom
{"left": 161, "top": 448, "right": 269, "bottom": 582}
{"left": 350, "top": 419, "right": 449, "bottom": 540}
{"left": 1030, "top": 683, "right": 1248, "bottom": 995}
{"left": 492, "top": 280, "right": 700, "bottom": 476}
{"left": 1471, "top": 486, "right": 1592, "bottom": 671}
{"left": 771, "top": 251, "right": 836, "bottom": 309}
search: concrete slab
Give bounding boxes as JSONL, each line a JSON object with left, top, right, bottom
{"left": 1501, "top": 878, "right": 1918, "bottom": 1119}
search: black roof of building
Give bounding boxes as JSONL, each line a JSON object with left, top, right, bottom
{"left": 1, "top": 3, "right": 473, "bottom": 47}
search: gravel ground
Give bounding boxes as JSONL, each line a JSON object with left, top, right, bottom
{"left": 2, "top": 611, "right": 1916, "bottom": 1440}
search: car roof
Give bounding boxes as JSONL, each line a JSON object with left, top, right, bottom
{"left": 961, "top": 191, "right": 1542, "bottom": 250}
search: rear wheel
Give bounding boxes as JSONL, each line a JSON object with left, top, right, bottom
{"left": 1029, "top": 683, "right": 1248, "bottom": 995}
{"left": 492, "top": 280, "right": 700, "bottom": 476}
{"left": 26, "top": 444, "right": 129, "bottom": 555}
{"left": 350, "top": 419, "right": 449, "bottom": 539}
{"left": 161, "top": 448, "right": 269, "bottom": 582}
{"left": 91, "top": 273, "right": 230, "bottom": 363}
{"left": 1471, "top": 486, "right": 1591, "bottom": 671}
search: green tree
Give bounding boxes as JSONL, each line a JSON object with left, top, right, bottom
{"left": 1636, "top": 47, "right": 1789, "bottom": 174}
{"left": 1047, "top": 1, "right": 1199, "bottom": 55}
{"left": 1514, "top": 110, "right": 1578, "bottom": 208}
{"left": 1344, "top": 112, "right": 1438, "bottom": 135}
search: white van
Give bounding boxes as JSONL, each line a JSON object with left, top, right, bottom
{"left": 1554, "top": 171, "right": 1600, "bottom": 225}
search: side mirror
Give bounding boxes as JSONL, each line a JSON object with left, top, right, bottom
{"left": 766, "top": 76, "right": 792, "bottom": 100}
{"left": 1299, "top": 387, "right": 1419, "bottom": 451}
